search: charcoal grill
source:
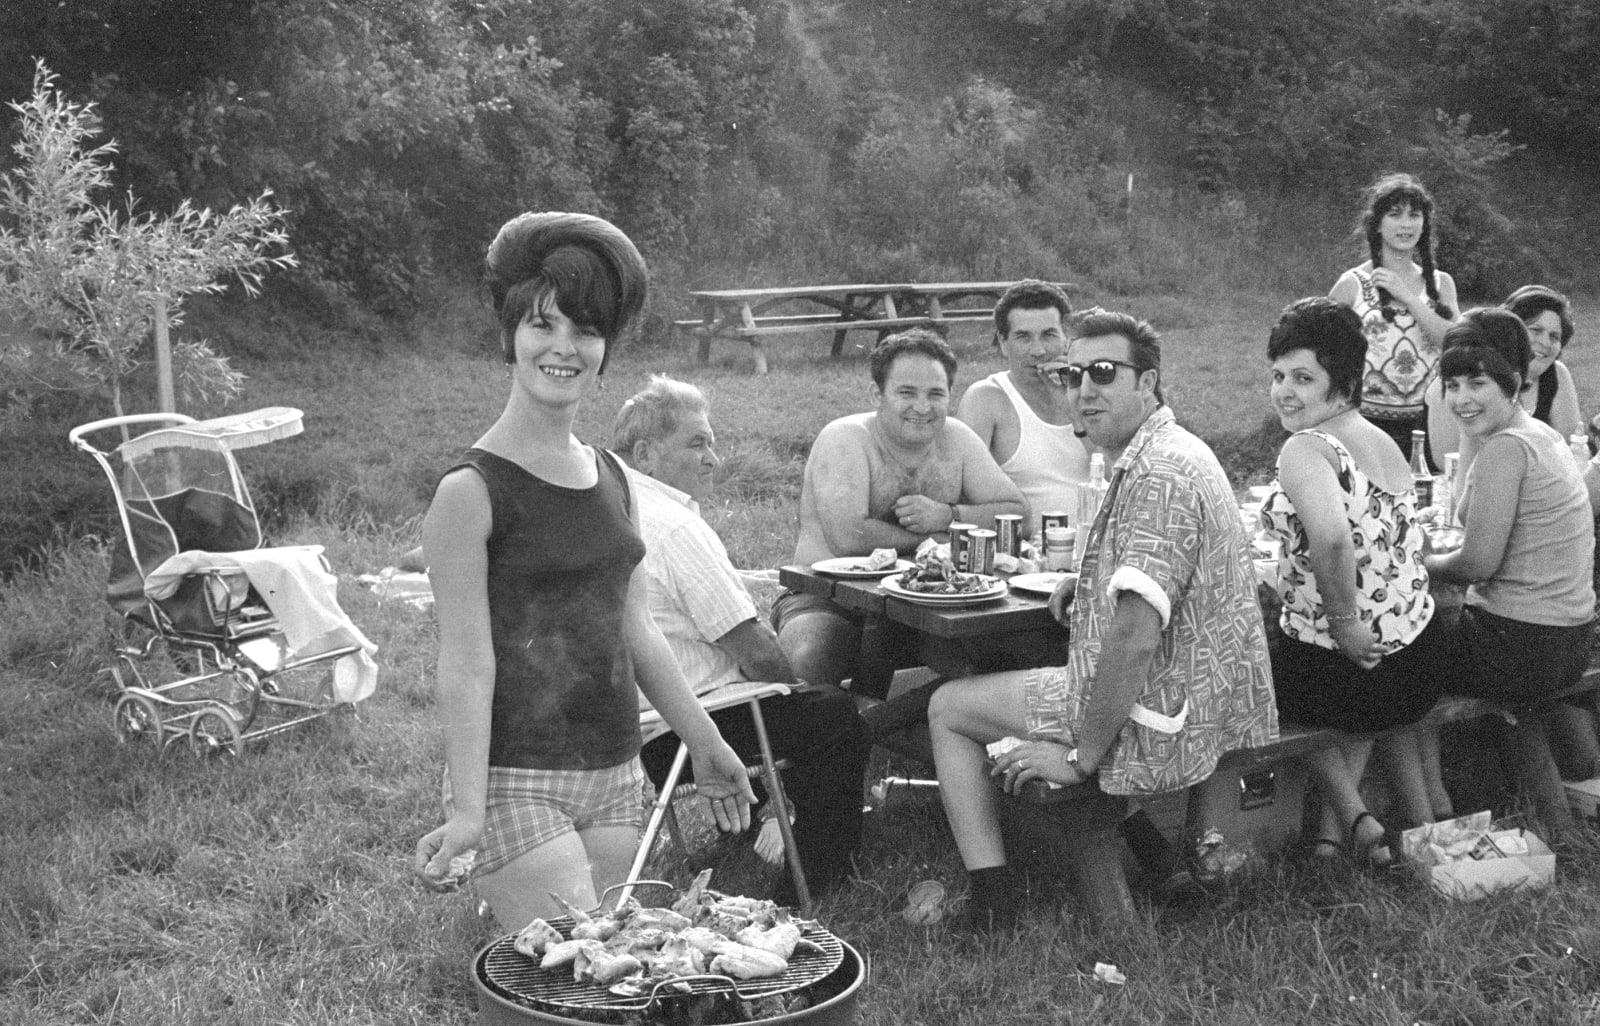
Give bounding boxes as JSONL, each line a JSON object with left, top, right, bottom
{"left": 473, "top": 914, "right": 861, "bottom": 1026}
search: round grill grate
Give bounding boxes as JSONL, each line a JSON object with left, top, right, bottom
{"left": 476, "top": 915, "right": 846, "bottom": 1016}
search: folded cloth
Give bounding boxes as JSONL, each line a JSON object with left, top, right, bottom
{"left": 144, "top": 545, "right": 379, "bottom": 703}
{"left": 356, "top": 567, "right": 435, "bottom": 610}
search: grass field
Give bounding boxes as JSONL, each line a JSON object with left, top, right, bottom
{"left": 7, "top": 297, "right": 1600, "bottom": 1025}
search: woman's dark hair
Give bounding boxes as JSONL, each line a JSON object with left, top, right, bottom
{"left": 1266, "top": 297, "right": 1366, "bottom": 404}
{"left": 484, "top": 212, "right": 648, "bottom": 369}
{"left": 1503, "top": 284, "right": 1574, "bottom": 348}
{"left": 1359, "top": 173, "right": 1452, "bottom": 319}
{"left": 869, "top": 328, "right": 957, "bottom": 390}
{"left": 1439, "top": 307, "right": 1530, "bottom": 399}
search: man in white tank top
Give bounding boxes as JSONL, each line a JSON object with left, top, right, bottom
{"left": 957, "top": 280, "right": 1091, "bottom": 536}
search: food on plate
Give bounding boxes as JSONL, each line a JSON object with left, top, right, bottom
{"left": 843, "top": 547, "right": 899, "bottom": 572}
{"left": 891, "top": 549, "right": 993, "bottom": 595}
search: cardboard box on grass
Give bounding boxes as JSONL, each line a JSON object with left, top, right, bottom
{"left": 1565, "top": 777, "right": 1600, "bottom": 830}
{"left": 1399, "top": 810, "right": 1554, "bottom": 901}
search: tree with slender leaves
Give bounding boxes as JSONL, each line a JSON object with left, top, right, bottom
{"left": 0, "top": 61, "right": 295, "bottom": 421}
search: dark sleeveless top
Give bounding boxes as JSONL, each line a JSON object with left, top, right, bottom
{"left": 448, "top": 446, "right": 646, "bottom": 770}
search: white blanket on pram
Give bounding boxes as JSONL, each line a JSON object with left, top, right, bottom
{"left": 144, "top": 545, "right": 379, "bottom": 703}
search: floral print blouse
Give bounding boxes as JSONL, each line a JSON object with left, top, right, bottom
{"left": 1260, "top": 429, "right": 1434, "bottom": 652}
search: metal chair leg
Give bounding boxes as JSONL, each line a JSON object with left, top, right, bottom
{"left": 748, "top": 698, "right": 811, "bottom": 912}
{"left": 618, "top": 742, "right": 691, "bottom": 910}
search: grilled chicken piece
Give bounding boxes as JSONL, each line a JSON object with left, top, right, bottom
{"left": 513, "top": 918, "right": 563, "bottom": 958}
{"left": 677, "top": 926, "right": 733, "bottom": 957}
{"left": 671, "top": 869, "right": 716, "bottom": 917}
{"left": 709, "top": 943, "right": 788, "bottom": 980}
{"left": 648, "top": 936, "right": 707, "bottom": 979}
{"left": 547, "top": 891, "right": 621, "bottom": 940}
{"left": 627, "top": 907, "right": 692, "bottom": 933}
{"left": 539, "top": 938, "right": 598, "bottom": 971}
{"left": 577, "top": 947, "right": 643, "bottom": 986}
{"left": 735, "top": 921, "right": 802, "bottom": 960}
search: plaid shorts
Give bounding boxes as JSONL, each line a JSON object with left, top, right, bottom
{"left": 471, "top": 759, "right": 652, "bottom": 877}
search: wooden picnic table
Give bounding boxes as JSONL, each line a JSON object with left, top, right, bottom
{"left": 778, "top": 562, "right": 1141, "bottom": 920}
{"left": 679, "top": 281, "right": 1066, "bottom": 374}
{"left": 780, "top": 559, "right": 1599, "bottom": 919}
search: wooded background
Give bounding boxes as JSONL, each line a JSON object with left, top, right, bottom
{"left": 5, "top": 0, "right": 1598, "bottom": 323}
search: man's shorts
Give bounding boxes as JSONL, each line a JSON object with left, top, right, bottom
{"left": 770, "top": 590, "right": 853, "bottom": 634}
{"left": 472, "top": 758, "right": 651, "bottom": 877}
{"left": 1022, "top": 663, "right": 1085, "bottom": 747}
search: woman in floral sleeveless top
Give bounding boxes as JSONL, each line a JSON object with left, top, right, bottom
{"left": 1260, "top": 299, "right": 1454, "bottom": 865}
{"left": 1330, "top": 173, "right": 1458, "bottom": 460}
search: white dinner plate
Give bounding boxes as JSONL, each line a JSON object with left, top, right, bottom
{"left": 1008, "top": 571, "right": 1074, "bottom": 597}
{"left": 811, "top": 557, "right": 916, "bottom": 578}
{"left": 880, "top": 575, "right": 1008, "bottom": 605}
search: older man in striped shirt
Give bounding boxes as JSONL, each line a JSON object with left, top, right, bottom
{"left": 612, "top": 375, "right": 870, "bottom": 904}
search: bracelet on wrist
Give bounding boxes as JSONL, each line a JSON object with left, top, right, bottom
{"left": 1325, "top": 610, "right": 1359, "bottom": 624}
{"left": 948, "top": 502, "right": 960, "bottom": 525}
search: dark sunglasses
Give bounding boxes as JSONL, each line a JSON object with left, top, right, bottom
{"left": 1045, "top": 359, "right": 1139, "bottom": 388}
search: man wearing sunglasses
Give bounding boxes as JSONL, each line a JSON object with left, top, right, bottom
{"left": 928, "top": 309, "right": 1277, "bottom": 930}
{"left": 772, "top": 329, "right": 1026, "bottom": 698}
{"left": 957, "top": 279, "right": 1091, "bottom": 533}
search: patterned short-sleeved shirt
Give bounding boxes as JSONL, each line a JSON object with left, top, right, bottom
{"left": 1025, "top": 407, "right": 1278, "bottom": 795}
{"left": 1259, "top": 429, "right": 1434, "bottom": 652}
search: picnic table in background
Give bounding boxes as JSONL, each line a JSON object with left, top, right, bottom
{"left": 677, "top": 282, "right": 1070, "bottom": 374}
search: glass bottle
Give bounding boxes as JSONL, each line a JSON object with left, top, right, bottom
{"left": 1409, "top": 430, "right": 1433, "bottom": 508}
{"left": 1074, "top": 452, "right": 1108, "bottom": 568}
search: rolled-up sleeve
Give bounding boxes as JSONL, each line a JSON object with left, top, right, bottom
{"left": 1105, "top": 472, "right": 1201, "bottom": 629}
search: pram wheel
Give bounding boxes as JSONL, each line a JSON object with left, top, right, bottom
{"left": 113, "top": 693, "right": 165, "bottom": 747}
{"left": 188, "top": 703, "right": 243, "bottom": 757}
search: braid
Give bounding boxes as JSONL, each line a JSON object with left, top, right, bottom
{"left": 1417, "top": 220, "right": 1451, "bottom": 317}
{"left": 1367, "top": 233, "right": 1392, "bottom": 307}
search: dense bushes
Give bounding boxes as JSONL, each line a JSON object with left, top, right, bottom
{"left": 5, "top": 0, "right": 1597, "bottom": 316}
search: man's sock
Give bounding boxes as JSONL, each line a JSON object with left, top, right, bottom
{"left": 964, "top": 864, "right": 1019, "bottom": 931}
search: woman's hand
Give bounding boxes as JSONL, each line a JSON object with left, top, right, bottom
{"left": 1329, "top": 617, "right": 1382, "bottom": 670}
{"left": 990, "top": 739, "right": 1090, "bottom": 794}
{"left": 689, "top": 741, "right": 757, "bottom": 833}
{"left": 1368, "top": 266, "right": 1423, "bottom": 307}
{"left": 413, "top": 814, "right": 483, "bottom": 891}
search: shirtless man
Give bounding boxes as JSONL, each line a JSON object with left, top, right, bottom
{"left": 957, "top": 279, "right": 1089, "bottom": 534}
{"left": 773, "top": 328, "right": 1026, "bottom": 694}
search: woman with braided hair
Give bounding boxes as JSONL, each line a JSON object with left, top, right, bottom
{"left": 1330, "top": 173, "right": 1459, "bottom": 459}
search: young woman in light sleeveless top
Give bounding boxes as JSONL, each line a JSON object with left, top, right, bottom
{"left": 1427, "top": 309, "right": 1596, "bottom": 798}
{"left": 1329, "top": 173, "right": 1458, "bottom": 460}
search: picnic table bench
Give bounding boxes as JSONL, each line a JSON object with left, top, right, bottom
{"left": 780, "top": 563, "right": 1600, "bottom": 922}
{"left": 676, "top": 282, "right": 1070, "bottom": 373}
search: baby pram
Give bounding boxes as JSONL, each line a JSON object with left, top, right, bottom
{"left": 70, "top": 407, "right": 377, "bottom": 756}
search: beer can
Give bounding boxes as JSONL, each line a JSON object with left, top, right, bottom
{"left": 1040, "top": 510, "right": 1070, "bottom": 540}
{"left": 966, "top": 529, "right": 997, "bottom": 575}
{"left": 993, "top": 514, "right": 1023, "bottom": 557}
{"left": 948, "top": 522, "right": 976, "bottom": 571}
